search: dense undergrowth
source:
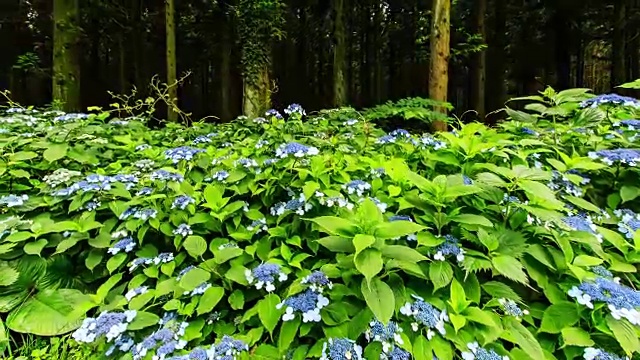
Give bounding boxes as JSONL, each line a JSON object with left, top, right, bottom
{"left": 1, "top": 88, "right": 640, "bottom": 360}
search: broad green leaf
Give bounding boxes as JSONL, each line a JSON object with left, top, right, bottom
{"left": 128, "top": 311, "right": 160, "bottom": 330}
{"left": 463, "top": 307, "right": 501, "bottom": 328}
{"left": 412, "top": 335, "right": 433, "bottom": 360}
{"left": 449, "top": 214, "right": 493, "bottom": 227}
{"left": 6, "top": 289, "right": 89, "bottom": 336}
{"left": 539, "top": 302, "right": 579, "bottom": 334}
{"left": 229, "top": 290, "right": 245, "bottom": 310}
{"left": 564, "top": 196, "right": 602, "bottom": 213}
{"left": 354, "top": 248, "right": 383, "bottom": 284}
{"left": 353, "top": 234, "right": 376, "bottom": 256}
{"left": 0, "top": 264, "right": 19, "bottom": 286}
{"left": 481, "top": 281, "right": 521, "bottom": 302}
{"left": 573, "top": 255, "right": 603, "bottom": 267}
{"left": 23, "top": 239, "right": 48, "bottom": 256}
{"left": 278, "top": 318, "right": 301, "bottom": 353}
{"left": 429, "top": 261, "right": 453, "bottom": 291}
{"left": 381, "top": 245, "right": 428, "bottom": 262}
{"left": 621, "top": 186, "right": 640, "bottom": 203}
{"left": 561, "top": 327, "right": 594, "bottom": 347}
{"left": 449, "top": 278, "right": 469, "bottom": 313}
{"left": 259, "top": 294, "right": 282, "bottom": 335}
{"left": 492, "top": 255, "right": 528, "bottom": 284}
{"left": 307, "top": 216, "right": 359, "bottom": 237}
{"left": 106, "top": 253, "right": 127, "bottom": 273}
{"left": 179, "top": 268, "right": 211, "bottom": 292}
{"left": 43, "top": 144, "right": 68, "bottom": 162}
{"left": 317, "top": 236, "right": 355, "bottom": 253}
{"left": 361, "top": 278, "right": 394, "bottom": 325}
{"left": 196, "top": 286, "right": 224, "bottom": 316}
{"left": 374, "top": 221, "right": 425, "bottom": 239}
{"left": 183, "top": 236, "right": 207, "bottom": 258}
{"left": 502, "top": 317, "right": 544, "bottom": 359}
{"left": 607, "top": 316, "right": 640, "bottom": 355}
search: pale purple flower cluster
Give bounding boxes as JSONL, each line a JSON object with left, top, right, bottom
{"left": 151, "top": 169, "right": 184, "bottom": 183}
{"left": 433, "top": 235, "right": 464, "bottom": 262}
{"left": 318, "top": 194, "right": 354, "bottom": 210}
{"left": 284, "top": 103, "right": 306, "bottom": 116}
{"left": 125, "top": 286, "right": 149, "bottom": 302}
{"left": 134, "top": 159, "right": 155, "bottom": 171}
{"left": 108, "top": 236, "right": 136, "bottom": 255}
{"left": 562, "top": 214, "right": 601, "bottom": 241}
{"left": 265, "top": 109, "right": 283, "bottom": 119}
{"left": 245, "top": 263, "right": 287, "bottom": 292}
{"left": 164, "top": 146, "right": 205, "bottom": 163}
{"left": 580, "top": 94, "right": 640, "bottom": 109}
{"left": 172, "top": 195, "right": 195, "bottom": 210}
{"left": 53, "top": 173, "right": 139, "bottom": 196}
{"left": 588, "top": 149, "right": 640, "bottom": 166}
{"left": 548, "top": 170, "right": 587, "bottom": 197}
{"left": 461, "top": 342, "right": 509, "bottom": 360}
{"left": 247, "top": 218, "right": 267, "bottom": 233}
{"left": 400, "top": 294, "right": 448, "bottom": 338}
{"left": 320, "top": 338, "right": 363, "bottom": 360}
{"left": 72, "top": 310, "right": 137, "bottom": 343}
{"left": 120, "top": 207, "right": 158, "bottom": 221}
{"left": 614, "top": 209, "right": 640, "bottom": 239}
{"left": 132, "top": 326, "right": 188, "bottom": 360}
{"left": 614, "top": 119, "right": 640, "bottom": 131}
{"left": 0, "top": 194, "right": 28, "bottom": 207}
{"left": 419, "top": 135, "right": 446, "bottom": 150}
{"left": 568, "top": 276, "right": 640, "bottom": 325}
{"left": 498, "top": 298, "right": 528, "bottom": 318}
{"left": 343, "top": 180, "right": 371, "bottom": 197}
{"left": 187, "top": 282, "right": 212, "bottom": 296}
{"left": 176, "top": 266, "right": 195, "bottom": 281}
{"left": 583, "top": 348, "right": 629, "bottom": 360}
{"left": 270, "top": 193, "right": 313, "bottom": 216}
{"left": 520, "top": 127, "right": 538, "bottom": 136}
{"left": 54, "top": 113, "right": 89, "bottom": 122}
{"left": 365, "top": 320, "right": 404, "bottom": 354}
{"left": 210, "top": 170, "right": 229, "bottom": 182}
{"left": 275, "top": 142, "right": 319, "bottom": 158}
{"left": 129, "top": 253, "right": 174, "bottom": 272}
{"left": 277, "top": 288, "right": 329, "bottom": 322}
{"left": 173, "top": 223, "right": 193, "bottom": 237}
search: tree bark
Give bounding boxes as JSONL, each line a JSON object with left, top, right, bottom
{"left": 429, "top": 0, "right": 450, "bottom": 132}
{"left": 469, "top": 0, "right": 487, "bottom": 119}
{"left": 611, "top": 0, "right": 626, "bottom": 88}
{"left": 53, "top": 0, "right": 81, "bottom": 111}
{"left": 242, "top": 63, "right": 271, "bottom": 118}
{"left": 165, "top": 0, "right": 178, "bottom": 122}
{"left": 486, "top": 0, "right": 507, "bottom": 113}
{"left": 332, "top": 0, "right": 347, "bottom": 106}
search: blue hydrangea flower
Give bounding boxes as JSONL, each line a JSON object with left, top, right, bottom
{"left": 591, "top": 266, "right": 613, "bottom": 278}
{"left": 520, "top": 127, "right": 538, "bottom": 136}
{"left": 568, "top": 276, "right": 640, "bottom": 325}
{"left": 136, "top": 187, "right": 153, "bottom": 196}
{"left": 562, "top": 214, "right": 601, "bottom": 241}
{"left": 0, "top": 194, "right": 28, "bottom": 207}
{"left": 212, "top": 335, "right": 248, "bottom": 359}
{"left": 108, "top": 236, "right": 136, "bottom": 255}
{"left": 548, "top": 171, "right": 585, "bottom": 197}
{"left": 320, "top": 338, "right": 363, "bottom": 360}
{"left": 151, "top": 169, "right": 184, "bottom": 183}
{"left": 614, "top": 209, "right": 640, "bottom": 239}
{"left": 583, "top": 348, "right": 629, "bottom": 360}
{"left": 72, "top": 310, "right": 137, "bottom": 343}
{"left": 247, "top": 218, "right": 267, "bottom": 233}
{"left": 173, "top": 223, "right": 193, "bottom": 237}
{"left": 172, "top": 195, "right": 195, "bottom": 210}
{"left": 580, "top": 94, "right": 640, "bottom": 109}
{"left": 235, "top": 158, "right": 260, "bottom": 170}
{"left": 211, "top": 171, "right": 229, "bottom": 182}
{"left": 365, "top": 320, "right": 404, "bottom": 354}
{"left": 254, "top": 117, "right": 268, "bottom": 124}
{"left": 192, "top": 135, "right": 212, "bottom": 145}
{"left": 125, "top": 286, "right": 149, "bottom": 302}
{"left": 376, "top": 134, "right": 397, "bottom": 144}
{"left": 164, "top": 146, "right": 205, "bottom": 163}
{"left": 419, "top": 135, "right": 446, "bottom": 150}
{"left": 301, "top": 271, "right": 333, "bottom": 292}
{"left": 176, "top": 266, "right": 195, "bottom": 281}
{"left": 270, "top": 194, "right": 313, "bottom": 216}
{"left": 614, "top": 119, "right": 640, "bottom": 131}
{"left": 54, "top": 113, "right": 89, "bottom": 122}
{"left": 383, "top": 347, "right": 411, "bottom": 360}
{"left": 246, "top": 263, "right": 287, "bottom": 292}
{"left": 400, "top": 294, "right": 449, "bottom": 338}
{"left": 433, "top": 235, "right": 464, "bottom": 262}
{"left": 275, "top": 142, "right": 319, "bottom": 158}
{"left": 343, "top": 180, "right": 371, "bottom": 196}
{"left": 461, "top": 342, "right": 509, "bottom": 360}
{"left": 105, "top": 335, "right": 134, "bottom": 356}
{"left": 389, "top": 129, "right": 411, "bottom": 138}
{"left": 370, "top": 167, "right": 385, "bottom": 178}
{"left": 134, "top": 159, "right": 155, "bottom": 171}
{"left": 136, "top": 144, "right": 151, "bottom": 151}
{"left": 186, "top": 282, "right": 211, "bottom": 296}
{"left": 284, "top": 103, "right": 306, "bottom": 116}
{"left": 319, "top": 195, "right": 354, "bottom": 210}
{"left": 463, "top": 175, "right": 473, "bottom": 185}
{"left": 265, "top": 109, "right": 283, "bottom": 119}
{"left": 498, "top": 298, "right": 528, "bottom": 318}
{"left": 132, "top": 327, "right": 187, "bottom": 360}
{"left": 277, "top": 289, "right": 329, "bottom": 322}
{"left": 133, "top": 208, "right": 158, "bottom": 221}
{"left": 588, "top": 149, "right": 640, "bottom": 166}
{"left": 83, "top": 200, "right": 101, "bottom": 211}
{"left": 255, "top": 139, "right": 269, "bottom": 149}
{"left": 343, "top": 119, "right": 358, "bottom": 126}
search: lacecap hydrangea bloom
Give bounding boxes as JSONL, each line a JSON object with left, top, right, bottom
{"left": 284, "top": 103, "right": 306, "bottom": 116}
{"left": 365, "top": 320, "right": 404, "bottom": 353}
{"left": 400, "top": 294, "right": 448, "bottom": 338}
{"left": 568, "top": 275, "right": 640, "bottom": 325}
{"left": 245, "top": 263, "right": 287, "bottom": 292}
{"left": 461, "top": 342, "right": 509, "bottom": 360}
{"left": 173, "top": 223, "right": 193, "bottom": 237}
{"left": 72, "top": 310, "right": 137, "bottom": 343}
{"left": 276, "top": 288, "right": 329, "bottom": 322}
{"left": 0, "top": 194, "right": 28, "bottom": 207}
{"left": 343, "top": 180, "right": 371, "bottom": 197}
{"left": 270, "top": 193, "right": 313, "bottom": 216}
{"left": 614, "top": 209, "right": 640, "bottom": 239}
{"left": 498, "top": 298, "right": 529, "bottom": 318}
{"left": 580, "top": 94, "right": 640, "bottom": 109}
{"left": 164, "top": 146, "right": 205, "bottom": 163}
{"left": 275, "top": 142, "right": 319, "bottom": 158}
{"left": 320, "top": 338, "right": 363, "bottom": 360}
{"left": 588, "top": 149, "right": 640, "bottom": 166}
{"left": 583, "top": 347, "right": 629, "bottom": 360}
{"left": 432, "top": 235, "right": 465, "bottom": 262}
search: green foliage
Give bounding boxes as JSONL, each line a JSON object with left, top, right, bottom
{"left": 0, "top": 90, "right": 640, "bottom": 360}
{"left": 363, "top": 97, "right": 453, "bottom": 125}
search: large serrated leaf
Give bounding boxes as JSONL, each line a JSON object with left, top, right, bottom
{"left": 492, "top": 255, "right": 528, "bottom": 284}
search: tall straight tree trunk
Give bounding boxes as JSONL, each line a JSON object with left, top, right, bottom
{"left": 53, "top": 0, "right": 81, "bottom": 111}
{"left": 429, "top": 0, "right": 450, "bottom": 132}
{"left": 470, "top": 0, "right": 487, "bottom": 119}
{"left": 165, "top": 0, "right": 178, "bottom": 122}
{"left": 220, "top": 7, "right": 232, "bottom": 121}
{"left": 486, "top": 0, "right": 507, "bottom": 113}
{"left": 332, "top": 0, "right": 347, "bottom": 106}
{"left": 612, "top": 0, "right": 626, "bottom": 88}
{"left": 242, "top": 64, "right": 271, "bottom": 118}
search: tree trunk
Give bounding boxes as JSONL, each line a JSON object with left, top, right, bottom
{"left": 220, "top": 9, "right": 232, "bottom": 121}
{"left": 332, "top": 0, "right": 347, "bottom": 106}
{"left": 242, "top": 64, "right": 271, "bottom": 118}
{"left": 53, "top": 0, "right": 81, "bottom": 112}
{"left": 469, "top": 0, "right": 487, "bottom": 119}
{"left": 612, "top": 0, "right": 626, "bottom": 88}
{"left": 429, "top": 0, "right": 450, "bottom": 132}
{"left": 165, "top": 0, "right": 178, "bottom": 122}
{"left": 486, "top": 0, "right": 507, "bottom": 114}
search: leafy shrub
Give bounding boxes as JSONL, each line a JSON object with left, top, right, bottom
{"left": 363, "top": 97, "right": 453, "bottom": 130}
{"left": 1, "top": 92, "right": 640, "bottom": 360}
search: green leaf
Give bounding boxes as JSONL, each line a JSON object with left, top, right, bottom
{"left": 621, "top": 186, "right": 640, "bottom": 203}
{"left": 463, "top": 307, "right": 501, "bottom": 328}
{"left": 278, "top": 318, "right": 301, "bottom": 353}
{"left": 381, "top": 245, "right": 428, "bottom": 262}
{"left": 573, "top": 255, "right": 603, "bottom": 267}
{"left": 374, "top": 221, "right": 425, "bottom": 239}
{"left": 429, "top": 261, "right": 453, "bottom": 291}
{"left": 518, "top": 180, "right": 558, "bottom": 202}
{"left": 561, "top": 327, "right": 594, "bottom": 347}
{"left": 481, "top": 281, "right": 522, "bottom": 302}
{"left": 106, "top": 253, "right": 127, "bottom": 273}
{"left": 539, "top": 302, "right": 579, "bottom": 334}
{"left": 196, "top": 286, "right": 224, "bottom": 316}
{"left": 0, "top": 264, "right": 19, "bottom": 287}
{"left": 307, "top": 216, "right": 359, "bottom": 237}
{"left": 449, "top": 214, "right": 493, "bottom": 227}
{"left": 259, "top": 294, "right": 282, "bottom": 335}
{"left": 502, "top": 317, "right": 544, "bottom": 360}
{"left": 412, "top": 335, "right": 433, "bottom": 360}
{"left": 449, "top": 278, "right": 469, "bottom": 313}
{"left": 361, "top": 278, "right": 394, "bottom": 325}
{"left": 23, "top": 239, "right": 48, "bottom": 256}
{"left": 128, "top": 312, "right": 160, "bottom": 330}
{"left": 229, "top": 290, "right": 245, "bottom": 310}
{"left": 607, "top": 316, "right": 640, "bottom": 355}
{"left": 183, "top": 236, "right": 207, "bottom": 258}
{"left": 84, "top": 249, "right": 103, "bottom": 271}
{"left": 179, "top": 268, "right": 211, "bottom": 292}
{"left": 353, "top": 234, "right": 376, "bottom": 256}
{"left": 9, "top": 151, "right": 37, "bottom": 162}
{"left": 564, "top": 196, "right": 602, "bottom": 213}
{"left": 317, "top": 236, "right": 355, "bottom": 252}
{"left": 354, "top": 248, "right": 383, "bottom": 284}
{"left": 43, "top": 144, "right": 68, "bottom": 162}
{"left": 492, "top": 255, "right": 528, "bottom": 284}
{"left": 6, "top": 289, "right": 89, "bottom": 336}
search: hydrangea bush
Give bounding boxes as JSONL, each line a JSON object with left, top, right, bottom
{"left": 1, "top": 89, "right": 640, "bottom": 360}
